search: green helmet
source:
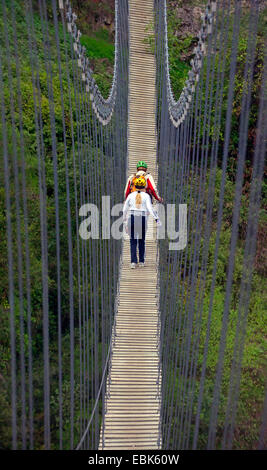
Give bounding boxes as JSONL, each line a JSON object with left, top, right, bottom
{"left": 137, "top": 160, "right": 148, "bottom": 169}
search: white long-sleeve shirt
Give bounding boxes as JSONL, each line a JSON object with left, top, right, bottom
{"left": 123, "top": 191, "right": 158, "bottom": 222}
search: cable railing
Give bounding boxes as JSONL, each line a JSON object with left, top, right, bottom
{"left": 160, "top": 0, "right": 217, "bottom": 127}
{"left": 59, "top": 0, "right": 119, "bottom": 125}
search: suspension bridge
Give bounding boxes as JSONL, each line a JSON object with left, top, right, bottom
{"left": 0, "top": 0, "right": 266, "bottom": 451}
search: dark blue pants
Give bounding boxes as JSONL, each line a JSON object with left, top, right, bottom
{"left": 128, "top": 214, "right": 147, "bottom": 264}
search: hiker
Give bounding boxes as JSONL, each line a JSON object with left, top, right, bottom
{"left": 124, "top": 160, "right": 163, "bottom": 203}
{"left": 123, "top": 175, "right": 161, "bottom": 269}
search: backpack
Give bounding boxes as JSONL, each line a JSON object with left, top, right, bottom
{"left": 130, "top": 171, "right": 148, "bottom": 193}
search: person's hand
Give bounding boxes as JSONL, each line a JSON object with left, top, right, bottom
{"left": 159, "top": 197, "right": 164, "bottom": 204}
{"left": 156, "top": 219, "right": 162, "bottom": 227}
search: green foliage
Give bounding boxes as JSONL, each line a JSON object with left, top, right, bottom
{"left": 161, "top": 159, "right": 267, "bottom": 448}
{"left": 161, "top": 0, "right": 267, "bottom": 445}
{"left": 80, "top": 33, "right": 114, "bottom": 61}
{"left": 0, "top": 0, "right": 116, "bottom": 449}
{"left": 79, "top": 29, "right": 114, "bottom": 99}
{"left": 166, "top": 9, "right": 193, "bottom": 98}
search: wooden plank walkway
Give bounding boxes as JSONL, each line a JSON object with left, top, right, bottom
{"left": 99, "top": 0, "right": 161, "bottom": 450}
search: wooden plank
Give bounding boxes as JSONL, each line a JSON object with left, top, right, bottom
{"left": 99, "top": 0, "right": 161, "bottom": 450}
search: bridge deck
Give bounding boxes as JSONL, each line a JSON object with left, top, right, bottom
{"left": 99, "top": 0, "right": 161, "bottom": 450}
